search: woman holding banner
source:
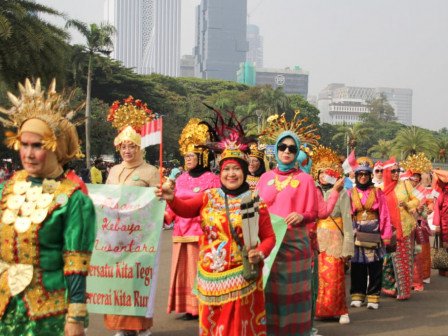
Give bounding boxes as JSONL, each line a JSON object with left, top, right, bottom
{"left": 157, "top": 118, "right": 276, "bottom": 336}
{"left": 104, "top": 97, "right": 159, "bottom": 336}
{"left": 165, "top": 119, "right": 219, "bottom": 320}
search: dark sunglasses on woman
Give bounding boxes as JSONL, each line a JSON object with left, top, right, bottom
{"left": 277, "top": 143, "right": 298, "bottom": 154}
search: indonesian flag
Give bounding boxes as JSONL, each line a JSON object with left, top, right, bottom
{"left": 141, "top": 118, "right": 162, "bottom": 148}
{"left": 342, "top": 150, "right": 356, "bottom": 174}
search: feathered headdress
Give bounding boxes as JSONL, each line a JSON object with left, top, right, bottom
{"left": 311, "top": 145, "right": 343, "bottom": 180}
{"left": 107, "top": 95, "right": 157, "bottom": 147}
{"left": 0, "top": 78, "right": 84, "bottom": 164}
{"left": 179, "top": 118, "right": 211, "bottom": 167}
{"left": 401, "top": 153, "right": 432, "bottom": 174}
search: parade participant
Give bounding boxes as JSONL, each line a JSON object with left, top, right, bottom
{"left": 432, "top": 169, "right": 448, "bottom": 277}
{"left": 312, "top": 146, "right": 354, "bottom": 325}
{"left": 90, "top": 158, "right": 103, "bottom": 184}
{"left": 373, "top": 161, "right": 384, "bottom": 188}
{"left": 382, "top": 157, "right": 419, "bottom": 300}
{"left": 165, "top": 119, "right": 219, "bottom": 320}
{"left": 0, "top": 78, "right": 96, "bottom": 336}
{"left": 104, "top": 96, "right": 159, "bottom": 336}
{"left": 247, "top": 143, "right": 266, "bottom": 190}
{"left": 156, "top": 121, "right": 276, "bottom": 336}
{"left": 349, "top": 157, "right": 392, "bottom": 310}
{"left": 257, "top": 111, "right": 320, "bottom": 335}
{"left": 401, "top": 153, "right": 433, "bottom": 288}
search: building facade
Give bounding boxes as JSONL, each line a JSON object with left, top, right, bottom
{"left": 318, "top": 84, "right": 413, "bottom": 125}
{"left": 194, "top": 0, "right": 248, "bottom": 81}
{"left": 246, "top": 24, "right": 263, "bottom": 67}
{"left": 105, "top": 0, "right": 180, "bottom": 76}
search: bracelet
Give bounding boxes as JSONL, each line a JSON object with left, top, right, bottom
{"left": 67, "top": 303, "right": 87, "bottom": 318}
{"left": 66, "top": 316, "right": 84, "bottom": 324}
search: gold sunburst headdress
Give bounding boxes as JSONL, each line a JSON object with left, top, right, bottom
{"left": 401, "top": 153, "right": 432, "bottom": 174}
{"left": 0, "top": 78, "right": 83, "bottom": 164}
{"left": 311, "top": 145, "right": 343, "bottom": 180}
{"left": 179, "top": 118, "right": 211, "bottom": 167}
{"left": 107, "top": 95, "right": 157, "bottom": 147}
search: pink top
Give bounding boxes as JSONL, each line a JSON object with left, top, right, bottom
{"left": 317, "top": 189, "right": 340, "bottom": 219}
{"left": 168, "top": 171, "right": 220, "bottom": 242}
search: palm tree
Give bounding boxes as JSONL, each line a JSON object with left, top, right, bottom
{"left": 332, "top": 122, "right": 374, "bottom": 155}
{"left": 257, "top": 86, "right": 289, "bottom": 116}
{"left": 65, "top": 20, "right": 116, "bottom": 168}
{"left": 436, "top": 136, "right": 448, "bottom": 163}
{"left": 0, "top": 0, "right": 69, "bottom": 86}
{"left": 368, "top": 139, "right": 394, "bottom": 159}
{"left": 392, "top": 126, "right": 436, "bottom": 159}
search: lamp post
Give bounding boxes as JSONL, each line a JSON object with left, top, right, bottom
{"left": 255, "top": 110, "right": 263, "bottom": 133}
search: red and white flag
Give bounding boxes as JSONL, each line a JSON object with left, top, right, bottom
{"left": 342, "top": 150, "right": 356, "bottom": 174}
{"left": 141, "top": 118, "right": 162, "bottom": 148}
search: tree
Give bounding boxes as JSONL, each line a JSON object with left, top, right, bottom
{"left": 436, "top": 135, "right": 448, "bottom": 163}
{"left": 0, "top": 0, "right": 70, "bottom": 87}
{"left": 256, "top": 86, "right": 289, "bottom": 116}
{"left": 65, "top": 20, "right": 116, "bottom": 168}
{"left": 368, "top": 139, "right": 394, "bottom": 159}
{"left": 332, "top": 122, "right": 374, "bottom": 155}
{"left": 365, "top": 93, "right": 396, "bottom": 122}
{"left": 392, "top": 126, "right": 436, "bottom": 159}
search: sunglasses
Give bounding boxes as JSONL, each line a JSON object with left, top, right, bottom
{"left": 374, "top": 169, "right": 383, "bottom": 173}
{"left": 391, "top": 169, "right": 400, "bottom": 174}
{"left": 357, "top": 172, "right": 371, "bottom": 177}
{"left": 277, "top": 143, "right": 298, "bottom": 154}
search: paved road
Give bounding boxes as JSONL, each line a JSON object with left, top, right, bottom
{"left": 88, "top": 230, "right": 448, "bottom": 336}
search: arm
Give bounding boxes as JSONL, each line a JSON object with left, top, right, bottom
{"left": 377, "top": 189, "right": 393, "bottom": 243}
{"left": 317, "top": 188, "right": 340, "bottom": 219}
{"left": 256, "top": 203, "right": 276, "bottom": 258}
{"left": 168, "top": 192, "right": 205, "bottom": 218}
{"left": 404, "top": 180, "right": 420, "bottom": 211}
{"left": 301, "top": 179, "right": 319, "bottom": 223}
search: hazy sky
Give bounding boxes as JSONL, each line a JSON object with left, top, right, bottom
{"left": 36, "top": 0, "right": 448, "bottom": 131}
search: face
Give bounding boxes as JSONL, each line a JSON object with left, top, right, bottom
{"left": 318, "top": 172, "right": 328, "bottom": 185}
{"left": 410, "top": 174, "right": 421, "bottom": 187}
{"left": 19, "top": 132, "right": 48, "bottom": 177}
{"left": 277, "top": 137, "right": 297, "bottom": 165}
{"left": 390, "top": 165, "right": 400, "bottom": 181}
{"left": 184, "top": 152, "right": 198, "bottom": 171}
{"left": 374, "top": 168, "right": 383, "bottom": 180}
{"left": 248, "top": 157, "right": 261, "bottom": 174}
{"left": 119, "top": 141, "right": 139, "bottom": 163}
{"left": 220, "top": 162, "right": 244, "bottom": 190}
{"left": 356, "top": 171, "right": 371, "bottom": 184}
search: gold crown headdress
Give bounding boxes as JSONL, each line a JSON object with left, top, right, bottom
{"left": 401, "top": 153, "right": 432, "bottom": 174}
{"left": 0, "top": 78, "right": 83, "bottom": 164}
{"left": 311, "top": 146, "right": 343, "bottom": 180}
{"left": 259, "top": 110, "right": 320, "bottom": 149}
{"left": 179, "top": 118, "right": 211, "bottom": 167}
{"left": 107, "top": 95, "right": 156, "bottom": 147}
{"left": 249, "top": 143, "right": 265, "bottom": 160}
{"left": 354, "top": 156, "right": 374, "bottom": 172}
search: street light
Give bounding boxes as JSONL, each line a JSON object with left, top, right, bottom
{"left": 255, "top": 110, "right": 263, "bottom": 133}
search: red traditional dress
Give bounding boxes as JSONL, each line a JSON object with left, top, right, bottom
{"left": 168, "top": 188, "right": 275, "bottom": 336}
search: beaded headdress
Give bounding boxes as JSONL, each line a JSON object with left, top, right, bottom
{"left": 354, "top": 156, "right": 374, "bottom": 173}
{"left": 311, "top": 145, "right": 343, "bottom": 180}
{"left": 179, "top": 118, "right": 211, "bottom": 167}
{"left": 107, "top": 95, "right": 156, "bottom": 147}
{"left": 0, "top": 78, "right": 83, "bottom": 164}
{"left": 401, "top": 153, "right": 432, "bottom": 174}
{"left": 249, "top": 143, "right": 265, "bottom": 160}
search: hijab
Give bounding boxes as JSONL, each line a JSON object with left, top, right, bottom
{"left": 274, "top": 131, "right": 300, "bottom": 172}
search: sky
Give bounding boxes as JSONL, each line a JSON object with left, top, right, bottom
{"left": 36, "top": 0, "right": 448, "bottom": 131}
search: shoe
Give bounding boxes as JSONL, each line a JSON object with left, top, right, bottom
{"left": 311, "top": 328, "right": 323, "bottom": 336}
{"left": 423, "top": 278, "right": 431, "bottom": 284}
{"left": 367, "top": 302, "right": 379, "bottom": 310}
{"left": 137, "top": 330, "right": 152, "bottom": 336}
{"left": 413, "top": 285, "right": 424, "bottom": 292}
{"left": 114, "top": 333, "right": 125, "bottom": 336}
{"left": 181, "top": 313, "right": 198, "bottom": 320}
{"left": 339, "top": 314, "right": 350, "bottom": 324}
{"left": 350, "top": 300, "right": 362, "bottom": 308}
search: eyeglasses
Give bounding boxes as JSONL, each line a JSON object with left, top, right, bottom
{"left": 374, "top": 169, "right": 383, "bottom": 173}
{"left": 357, "top": 172, "right": 371, "bottom": 177}
{"left": 391, "top": 169, "right": 400, "bottom": 174}
{"left": 184, "top": 154, "right": 196, "bottom": 159}
{"left": 277, "top": 143, "right": 298, "bottom": 154}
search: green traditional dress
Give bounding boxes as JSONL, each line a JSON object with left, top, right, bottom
{"left": 0, "top": 170, "right": 96, "bottom": 335}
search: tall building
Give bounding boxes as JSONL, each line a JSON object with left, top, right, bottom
{"left": 180, "top": 55, "right": 195, "bottom": 77}
{"left": 246, "top": 24, "right": 263, "bottom": 67}
{"left": 317, "top": 84, "right": 413, "bottom": 125}
{"left": 194, "top": 0, "right": 248, "bottom": 81}
{"left": 105, "top": 0, "right": 180, "bottom": 76}
{"left": 237, "top": 64, "right": 309, "bottom": 97}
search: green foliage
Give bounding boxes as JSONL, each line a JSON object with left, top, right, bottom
{"left": 392, "top": 126, "right": 436, "bottom": 159}
{"left": 364, "top": 93, "right": 396, "bottom": 122}
{"left": 331, "top": 122, "right": 374, "bottom": 155}
{"left": 368, "top": 139, "right": 394, "bottom": 159}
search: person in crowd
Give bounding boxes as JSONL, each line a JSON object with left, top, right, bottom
{"left": 0, "top": 165, "right": 5, "bottom": 183}
{"left": 349, "top": 157, "right": 392, "bottom": 310}
{"left": 246, "top": 143, "right": 266, "bottom": 190}
{"left": 0, "top": 78, "right": 96, "bottom": 335}
{"left": 104, "top": 103, "right": 159, "bottom": 336}
{"left": 257, "top": 130, "right": 318, "bottom": 335}
{"left": 382, "top": 157, "right": 419, "bottom": 300}
{"left": 165, "top": 119, "right": 220, "bottom": 320}
{"left": 312, "top": 146, "right": 354, "bottom": 325}
{"left": 432, "top": 169, "right": 448, "bottom": 277}
{"left": 90, "top": 158, "right": 103, "bottom": 184}
{"left": 373, "top": 161, "right": 384, "bottom": 188}
{"left": 156, "top": 130, "right": 276, "bottom": 336}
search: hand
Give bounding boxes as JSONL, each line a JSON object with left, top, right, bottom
{"left": 64, "top": 321, "right": 84, "bottom": 336}
{"left": 248, "top": 249, "right": 264, "bottom": 264}
{"left": 155, "top": 181, "right": 174, "bottom": 201}
{"left": 332, "top": 178, "right": 344, "bottom": 192}
{"left": 435, "top": 226, "right": 441, "bottom": 233}
{"left": 398, "top": 201, "right": 408, "bottom": 210}
{"left": 285, "top": 212, "right": 304, "bottom": 227}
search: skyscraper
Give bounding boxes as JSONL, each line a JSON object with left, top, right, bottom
{"left": 246, "top": 24, "right": 263, "bottom": 67}
{"left": 194, "top": 0, "right": 248, "bottom": 81}
{"left": 105, "top": 0, "right": 180, "bottom": 76}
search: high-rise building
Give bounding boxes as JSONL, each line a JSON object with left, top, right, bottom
{"left": 180, "top": 55, "right": 195, "bottom": 77}
{"left": 317, "top": 84, "right": 413, "bottom": 125}
{"left": 194, "top": 0, "right": 248, "bottom": 81}
{"left": 246, "top": 24, "right": 263, "bottom": 67}
{"left": 105, "top": 0, "right": 180, "bottom": 76}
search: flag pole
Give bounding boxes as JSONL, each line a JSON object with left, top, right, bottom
{"left": 158, "top": 117, "right": 164, "bottom": 182}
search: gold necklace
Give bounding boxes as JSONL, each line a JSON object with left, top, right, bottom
{"left": 274, "top": 173, "right": 294, "bottom": 191}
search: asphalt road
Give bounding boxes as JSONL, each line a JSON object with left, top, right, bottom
{"left": 88, "top": 230, "right": 448, "bottom": 336}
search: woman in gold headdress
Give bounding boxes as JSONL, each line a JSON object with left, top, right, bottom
{"left": 246, "top": 143, "right": 266, "bottom": 190}
{"left": 0, "top": 79, "right": 96, "bottom": 336}
{"left": 103, "top": 96, "right": 159, "bottom": 336}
